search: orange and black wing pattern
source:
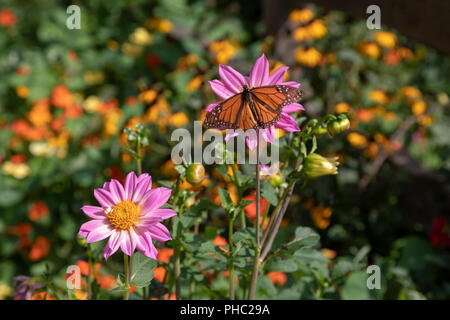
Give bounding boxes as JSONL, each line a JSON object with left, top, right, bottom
{"left": 204, "top": 85, "right": 302, "bottom": 130}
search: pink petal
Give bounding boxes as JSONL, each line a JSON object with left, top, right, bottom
{"left": 249, "top": 54, "right": 269, "bottom": 87}
{"left": 281, "top": 81, "right": 300, "bottom": 88}
{"left": 268, "top": 66, "right": 289, "bottom": 85}
{"left": 124, "top": 172, "right": 137, "bottom": 200}
{"left": 79, "top": 219, "right": 107, "bottom": 235}
{"left": 94, "top": 188, "right": 116, "bottom": 208}
{"left": 282, "top": 103, "right": 304, "bottom": 114}
{"left": 103, "top": 182, "right": 110, "bottom": 191}
{"left": 224, "top": 129, "right": 242, "bottom": 141}
{"left": 275, "top": 113, "right": 300, "bottom": 132}
{"left": 86, "top": 224, "right": 114, "bottom": 244}
{"left": 120, "top": 231, "right": 136, "bottom": 256}
{"left": 109, "top": 179, "right": 125, "bottom": 203}
{"left": 206, "top": 101, "right": 221, "bottom": 113}
{"left": 149, "top": 208, "right": 177, "bottom": 220}
{"left": 209, "top": 80, "right": 235, "bottom": 100}
{"left": 104, "top": 231, "right": 123, "bottom": 260}
{"left": 132, "top": 176, "right": 152, "bottom": 203}
{"left": 142, "top": 188, "right": 172, "bottom": 213}
{"left": 219, "top": 65, "right": 246, "bottom": 94}
{"left": 139, "top": 232, "right": 158, "bottom": 259}
{"left": 81, "top": 205, "right": 106, "bottom": 220}
{"left": 261, "top": 127, "right": 276, "bottom": 144}
{"left": 137, "top": 173, "right": 151, "bottom": 186}
{"left": 149, "top": 223, "right": 172, "bottom": 242}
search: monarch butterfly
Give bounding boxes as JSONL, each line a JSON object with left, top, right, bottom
{"left": 204, "top": 85, "right": 303, "bottom": 130}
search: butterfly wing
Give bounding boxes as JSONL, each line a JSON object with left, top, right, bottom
{"left": 249, "top": 85, "right": 303, "bottom": 129}
{"left": 204, "top": 85, "right": 303, "bottom": 130}
{"left": 204, "top": 93, "right": 258, "bottom": 130}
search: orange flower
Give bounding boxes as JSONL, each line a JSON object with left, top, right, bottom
{"left": 28, "top": 99, "right": 52, "bottom": 126}
{"left": 374, "top": 31, "right": 397, "bottom": 48}
{"left": 213, "top": 235, "right": 228, "bottom": 253}
{"left": 97, "top": 274, "right": 116, "bottom": 290}
{"left": 267, "top": 271, "right": 287, "bottom": 286}
{"left": 28, "top": 201, "right": 49, "bottom": 221}
{"left": 29, "top": 236, "right": 50, "bottom": 261}
{"left": 157, "top": 248, "right": 174, "bottom": 263}
{"left": 411, "top": 100, "right": 427, "bottom": 115}
{"left": 64, "top": 105, "right": 83, "bottom": 119}
{"left": 347, "top": 132, "right": 368, "bottom": 148}
{"left": 6, "top": 222, "right": 32, "bottom": 250}
{"left": 153, "top": 266, "right": 166, "bottom": 283}
{"left": 357, "top": 109, "right": 373, "bottom": 123}
{"left": 51, "top": 85, "right": 72, "bottom": 108}
{"left": 359, "top": 41, "right": 380, "bottom": 59}
{"left": 320, "top": 248, "right": 337, "bottom": 259}
{"left": 383, "top": 49, "right": 401, "bottom": 66}
{"left": 76, "top": 260, "right": 101, "bottom": 278}
{"left": 310, "top": 206, "right": 332, "bottom": 230}
{"left": 29, "top": 291, "right": 56, "bottom": 300}
{"left": 0, "top": 8, "right": 17, "bottom": 27}
{"left": 51, "top": 116, "right": 66, "bottom": 132}
{"left": 243, "top": 191, "right": 268, "bottom": 219}
{"left": 364, "top": 142, "right": 379, "bottom": 159}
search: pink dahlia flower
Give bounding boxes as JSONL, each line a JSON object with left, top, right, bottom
{"left": 78, "top": 172, "right": 176, "bottom": 260}
{"left": 206, "top": 54, "right": 304, "bottom": 150}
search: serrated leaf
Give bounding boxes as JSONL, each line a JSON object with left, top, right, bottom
{"left": 261, "top": 181, "right": 278, "bottom": 206}
{"left": 131, "top": 253, "right": 157, "bottom": 288}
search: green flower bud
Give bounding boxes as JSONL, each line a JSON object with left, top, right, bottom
{"left": 186, "top": 163, "right": 206, "bottom": 185}
{"left": 77, "top": 234, "right": 87, "bottom": 247}
{"left": 313, "top": 125, "right": 328, "bottom": 135}
{"left": 269, "top": 174, "right": 283, "bottom": 187}
{"left": 304, "top": 153, "right": 339, "bottom": 179}
{"left": 327, "top": 117, "right": 350, "bottom": 135}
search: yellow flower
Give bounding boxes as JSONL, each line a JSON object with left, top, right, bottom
{"left": 106, "top": 40, "right": 120, "bottom": 51}
{"left": 334, "top": 102, "right": 351, "bottom": 114}
{"left": 418, "top": 115, "right": 433, "bottom": 126}
{"left": 143, "top": 97, "right": 171, "bottom": 128}
{"left": 121, "top": 42, "right": 143, "bottom": 57}
{"left": 177, "top": 54, "right": 199, "bottom": 70}
{"left": 138, "top": 89, "right": 158, "bottom": 104}
{"left": 209, "top": 40, "right": 238, "bottom": 65}
{"left": 347, "top": 132, "right": 368, "bottom": 148}
{"left": 186, "top": 75, "right": 203, "bottom": 93}
{"left": 295, "top": 47, "right": 322, "bottom": 67}
{"left": 102, "top": 109, "right": 123, "bottom": 137}
{"left": 74, "top": 290, "right": 88, "bottom": 300}
{"left": 293, "top": 27, "right": 310, "bottom": 42}
{"left": 2, "top": 161, "right": 31, "bottom": 179}
{"left": 129, "top": 27, "right": 153, "bottom": 46}
{"left": 0, "top": 282, "right": 13, "bottom": 299}
{"left": 29, "top": 142, "right": 54, "bottom": 157}
{"left": 401, "top": 86, "right": 422, "bottom": 100}
{"left": 83, "top": 95, "right": 101, "bottom": 113}
{"left": 411, "top": 100, "right": 427, "bottom": 115}
{"left": 384, "top": 111, "right": 396, "bottom": 121}
{"left": 168, "top": 112, "right": 189, "bottom": 127}
{"left": 437, "top": 92, "right": 449, "bottom": 105}
{"left": 145, "top": 18, "right": 173, "bottom": 34}
{"left": 16, "top": 85, "right": 29, "bottom": 99}
{"left": 359, "top": 41, "right": 380, "bottom": 59}
{"left": 369, "top": 90, "right": 389, "bottom": 104}
{"left": 84, "top": 70, "right": 104, "bottom": 85}
{"left": 308, "top": 19, "right": 327, "bottom": 39}
{"left": 374, "top": 31, "right": 397, "bottom": 48}
{"left": 325, "top": 53, "right": 337, "bottom": 64}
{"left": 288, "top": 9, "right": 314, "bottom": 23}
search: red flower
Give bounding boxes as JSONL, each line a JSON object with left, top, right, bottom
{"left": 243, "top": 191, "right": 268, "bottom": 219}
{"left": 28, "top": 201, "right": 49, "bottom": 221}
{"left": 430, "top": 218, "right": 450, "bottom": 248}
{"left": 29, "top": 236, "right": 50, "bottom": 261}
{"left": 0, "top": 8, "right": 17, "bottom": 27}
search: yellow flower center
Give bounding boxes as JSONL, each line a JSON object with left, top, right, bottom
{"left": 107, "top": 200, "right": 141, "bottom": 231}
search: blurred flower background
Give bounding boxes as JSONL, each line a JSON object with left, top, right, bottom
{"left": 0, "top": 1, "right": 449, "bottom": 300}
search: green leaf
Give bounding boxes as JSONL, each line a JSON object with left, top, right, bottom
{"left": 131, "top": 253, "right": 157, "bottom": 288}
{"left": 261, "top": 181, "right": 278, "bottom": 206}
{"left": 267, "top": 257, "right": 298, "bottom": 272}
{"left": 340, "top": 272, "right": 372, "bottom": 300}
{"left": 218, "top": 188, "right": 233, "bottom": 210}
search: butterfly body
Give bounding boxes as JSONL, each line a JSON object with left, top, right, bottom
{"left": 205, "top": 85, "right": 303, "bottom": 130}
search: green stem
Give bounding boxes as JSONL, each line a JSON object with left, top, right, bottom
{"left": 228, "top": 216, "right": 235, "bottom": 300}
{"left": 123, "top": 253, "right": 129, "bottom": 300}
{"left": 231, "top": 163, "right": 246, "bottom": 228}
{"left": 137, "top": 136, "right": 142, "bottom": 175}
{"left": 248, "top": 131, "right": 261, "bottom": 300}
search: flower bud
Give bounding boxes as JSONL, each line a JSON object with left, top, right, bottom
{"left": 313, "top": 124, "right": 328, "bottom": 135}
{"left": 327, "top": 116, "right": 350, "bottom": 135}
{"left": 186, "top": 163, "right": 206, "bottom": 185}
{"left": 77, "top": 234, "right": 87, "bottom": 247}
{"left": 304, "top": 153, "right": 339, "bottom": 179}
{"left": 269, "top": 174, "right": 283, "bottom": 187}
